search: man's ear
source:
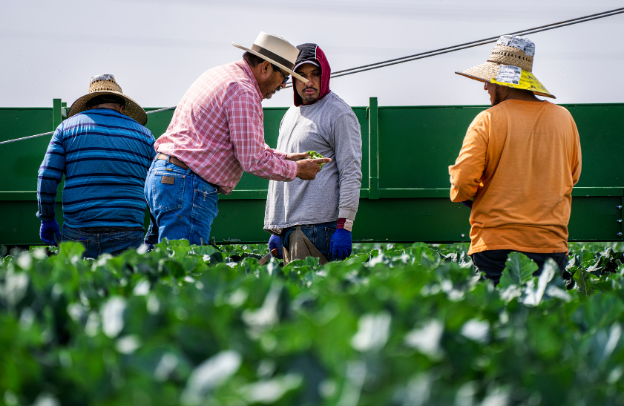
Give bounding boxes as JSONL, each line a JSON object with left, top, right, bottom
{"left": 261, "top": 61, "right": 272, "bottom": 77}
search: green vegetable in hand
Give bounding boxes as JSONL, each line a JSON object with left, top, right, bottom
{"left": 307, "top": 150, "right": 326, "bottom": 167}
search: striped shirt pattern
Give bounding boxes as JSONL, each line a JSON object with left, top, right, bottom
{"left": 37, "top": 109, "right": 156, "bottom": 228}
{"left": 154, "top": 60, "right": 297, "bottom": 195}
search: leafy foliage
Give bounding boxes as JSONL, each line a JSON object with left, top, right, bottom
{"left": 574, "top": 269, "right": 595, "bottom": 298}
{"left": 1, "top": 241, "right": 624, "bottom": 405}
{"left": 499, "top": 251, "right": 538, "bottom": 288}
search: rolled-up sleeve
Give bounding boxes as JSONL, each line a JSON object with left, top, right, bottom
{"left": 449, "top": 112, "right": 489, "bottom": 203}
{"left": 226, "top": 91, "right": 297, "bottom": 181}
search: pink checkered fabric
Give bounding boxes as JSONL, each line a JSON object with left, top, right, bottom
{"left": 154, "top": 60, "right": 297, "bottom": 194}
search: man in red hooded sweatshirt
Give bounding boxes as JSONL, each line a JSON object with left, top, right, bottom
{"left": 263, "top": 43, "right": 363, "bottom": 264}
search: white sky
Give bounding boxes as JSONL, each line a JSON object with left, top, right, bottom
{"left": 1, "top": 0, "right": 623, "bottom": 108}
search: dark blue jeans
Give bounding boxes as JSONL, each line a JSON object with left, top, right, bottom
{"left": 144, "top": 159, "right": 219, "bottom": 246}
{"left": 282, "top": 221, "right": 337, "bottom": 260}
{"left": 61, "top": 225, "right": 144, "bottom": 258}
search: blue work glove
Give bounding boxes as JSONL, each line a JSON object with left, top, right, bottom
{"left": 330, "top": 228, "right": 352, "bottom": 260}
{"left": 40, "top": 219, "right": 61, "bottom": 245}
{"left": 268, "top": 235, "right": 283, "bottom": 259}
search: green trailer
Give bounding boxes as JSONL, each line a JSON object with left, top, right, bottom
{"left": 1, "top": 98, "right": 623, "bottom": 246}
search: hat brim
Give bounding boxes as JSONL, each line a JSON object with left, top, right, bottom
{"left": 232, "top": 42, "right": 308, "bottom": 83}
{"left": 456, "top": 61, "right": 555, "bottom": 99}
{"left": 293, "top": 60, "right": 320, "bottom": 71}
{"left": 68, "top": 91, "right": 148, "bottom": 125}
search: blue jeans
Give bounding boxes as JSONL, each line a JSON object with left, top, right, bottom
{"left": 282, "top": 221, "right": 337, "bottom": 260}
{"left": 144, "top": 159, "right": 219, "bottom": 246}
{"left": 61, "top": 225, "right": 144, "bottom": 258}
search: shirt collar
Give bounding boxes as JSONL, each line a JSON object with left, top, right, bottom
{"left": 237, "top": 59, "right": 263, "bottom": 102}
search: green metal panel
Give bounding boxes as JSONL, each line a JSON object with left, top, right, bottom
{"left": 564, "top": 104, "right": 624, "bottom": 187}
{"left": 0, "top": 108, "right": 55, "bottom": 192}
{"left": 568, "top": 196, "right": 622, "bottom": 241}
{"left": 52, "top": 99, "right": 63, "bottom": 129}
{"left": 378, "top": 105, "right": 487, "bottom": 189}
{"left": 1, "top": 99, "right": 623, "bottom": 246}
{"left": 144, "top": 108, "right": 174, "bottom": 137}
{"left": 2, "top": 201, "right": 63, "bottom": 245}
{"left": 368, "top": 97, "right": 380, "bottom": 199}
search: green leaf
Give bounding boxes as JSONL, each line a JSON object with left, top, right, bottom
{"left": 499, "top": 252, "right": 537, "bottom": 288}
{"left": 574, "top": 269, "right": 595, "bottom": 298}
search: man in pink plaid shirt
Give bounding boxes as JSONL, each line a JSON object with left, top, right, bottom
{"left": 145, "top": 32, "right": 330, "bottom": 245}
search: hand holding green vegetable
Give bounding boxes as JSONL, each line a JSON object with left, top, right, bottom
{"left": 296, "top": 155, "right": 332, "bottom": 180}
{"left": 307, "top": 150, "right": 327, "bottom": 167}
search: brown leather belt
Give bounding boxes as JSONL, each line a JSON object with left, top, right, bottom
{"left": 157, "top": 153, "right": 189, "bottom": 170}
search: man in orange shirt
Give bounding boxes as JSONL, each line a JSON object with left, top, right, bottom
{"left": 449, "top": 35, "right": 582, "bottom": 286}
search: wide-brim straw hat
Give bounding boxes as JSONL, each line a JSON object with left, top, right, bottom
{"left": 68, "top": 74, "right": 148, "bottom": 125}
{"left": 233, "top": 32, "right": 307, "bottom": 83}
{"left": 456, "top": 35, "right": 555, "bottom": 99}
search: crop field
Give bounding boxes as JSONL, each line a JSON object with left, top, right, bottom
{"left": 1, "top": 241, "right": 624, "bottom": 406}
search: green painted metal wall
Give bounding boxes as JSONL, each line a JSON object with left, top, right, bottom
{"left": 1, "top": 99, "right": 623, "bottom": 245}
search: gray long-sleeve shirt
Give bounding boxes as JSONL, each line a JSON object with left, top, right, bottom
{"left": 264, "top": 92, "right": 362, "bottom": 235}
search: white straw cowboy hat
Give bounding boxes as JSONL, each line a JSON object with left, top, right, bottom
{"left": 68, "top": 74, "right": 148, "bottom": 125}
{"left": 456, "top": 35, "right": 555, "bottom": 99}
{"left": 232, "top": 32, "right": 307, "bottom": 82}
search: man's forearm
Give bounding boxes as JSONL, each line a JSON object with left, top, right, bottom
{"left": 334, "top": 114, "right": 363, "bottom": 222}
{"left": 37, "top": 179, "right": 59, "bottom": 221}
{"left": 37, "top": 166, "right": 64, "bottom": 220}
{"left": 337, "top": 160, "right": 362, "bottom": 220}
{"left": 241, "top": 150, "right": 298, "bottom": 181}
{"left": 449, "top": 169, "right": 480, "bottom": 203}
{"left": 37, "top": 129, "right": 66, "bottom": 220}
{"left": 450, "top": 182, "right": 478, "bottom": 203}
{"left": 338, "top": 191, "right": 359, "bottom": 221}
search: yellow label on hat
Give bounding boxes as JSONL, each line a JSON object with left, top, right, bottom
{"left": 492, "top": 70, "right": 550, "bottom": 95}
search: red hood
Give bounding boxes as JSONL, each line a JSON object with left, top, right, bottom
{"left": 293, "top": 43, "right": 331, "bottom": 107}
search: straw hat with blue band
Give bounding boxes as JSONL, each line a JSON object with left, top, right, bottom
{"left": 68, "top": 74, "right": 148, "bottom": 125}
{"left": 232, "top": 32, "right": 308, "bottom": 83}
{"left": 456, "top": 35, "right": 555, "bottom": 99}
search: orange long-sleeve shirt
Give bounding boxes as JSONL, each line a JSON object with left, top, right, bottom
{"left": 449, "top": 100, "right": 582, "bottom": 255}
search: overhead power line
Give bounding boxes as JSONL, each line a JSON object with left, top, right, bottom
{"left": 0, "top": 131, "right": 55, "bottom": 145}
{"left": 287, "top": 6, "right": 624, "bottom": 85}
{"left": 1, "top": 7, "right": 623, "bottom": 146}
{"left": 282, "top": 6, "right": 624, "bottom": 87}
{"left": 0, "top": 108, "right": 171, "bottom": 145}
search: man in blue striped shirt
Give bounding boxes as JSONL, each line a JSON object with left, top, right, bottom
{"left": 37, "top": 74, "right": 156, "bottom": 257}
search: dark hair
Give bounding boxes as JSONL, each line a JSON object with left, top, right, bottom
{"left": 86, "top": 94, "right": 126, "bottom": 108}
{"left": 243, "top": 51, "right": 266, "bottom": 68}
